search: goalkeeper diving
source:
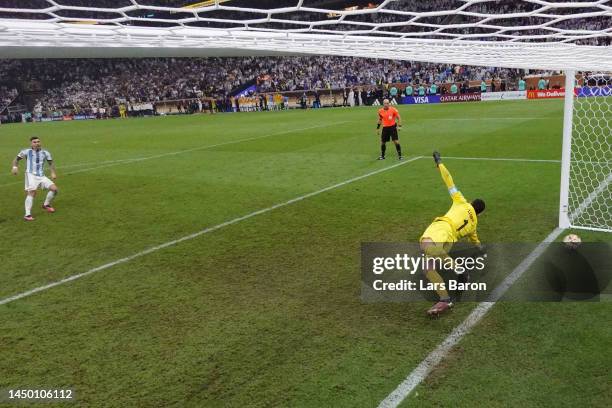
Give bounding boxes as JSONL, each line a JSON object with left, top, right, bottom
{"left": 420, "top": 151, "right": 486, "bottom": 317}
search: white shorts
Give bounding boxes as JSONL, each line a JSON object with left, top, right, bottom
{"left": 25, "top": 173, "right": 54, "bottom": 191}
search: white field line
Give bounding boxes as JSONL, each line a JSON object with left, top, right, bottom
{"left": 58, "top": 159, "right": 140, "bottom": 169}
{"left": 429, "top": 117, "right": 552, "bottom": 121}
{"left": 0, "top": 122, "right": 347, "bottom": 187}
{"left": 444, "top": 156, "right": 560, "bottom": 163}
{"left": 444, "top": 157, "right": 611, "bottom": 166}
{"left": 377, "top": 227, "right": 564, "bottom": 408}
{"left": 0, "top": 156, "right": 421, "bottom": 307}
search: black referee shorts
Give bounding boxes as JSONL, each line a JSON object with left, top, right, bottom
{"left": 381, "top": 125, "right": 399, "bottom": 143}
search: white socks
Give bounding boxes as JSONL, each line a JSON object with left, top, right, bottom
{"left": 44, "top": 190, "right": 56, "bottom": 207}
{"left": 25, "top": 191, "right": 57, "bottom": 216}
{"left": 25, "top": 195, "right": 34, "bottom": 216}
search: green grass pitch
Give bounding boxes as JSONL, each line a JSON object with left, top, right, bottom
{"left": 0, "top": 100, "right": 610, "bottom": 407}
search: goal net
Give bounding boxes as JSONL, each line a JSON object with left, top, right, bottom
{"left": 561, "top": 71, "right": 612, "bottom": 233}
{"left": 0, "top": 1, "right": 610, "bottom": 70}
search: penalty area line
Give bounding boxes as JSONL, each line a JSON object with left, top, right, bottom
{"left": 443, "top": 156, "right": 560, "bottom": 163}
{"left": 377, "top": 227, "right": 564, "bottom": 408}
{"left": 0, "top": 156, "right": 422, "bottom": 307}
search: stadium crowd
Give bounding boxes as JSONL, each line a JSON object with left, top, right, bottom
{"left": 0, "top": 85, "right": 18, "bottom": 109}
{"left": 0, "top": 1, "right": 603, "bottom": 119}
{"left": 0, "top": 56, "right": 534, "bottom": 114}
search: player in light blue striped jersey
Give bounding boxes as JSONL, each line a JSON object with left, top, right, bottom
{"left": 11, "top": 136, "right": 59, "bottom": 221}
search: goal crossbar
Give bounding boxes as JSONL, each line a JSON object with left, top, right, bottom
{"left": 0, "top": 22, "right": 611, "bottom": 71}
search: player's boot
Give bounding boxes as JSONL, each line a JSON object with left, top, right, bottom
{"left": 399, "top": 156, "right": 404, "bottom": 161}
{"left": 24, "top": 215, "right": 35, "bottom": 221}
{"left": 377, "top": 156, "right": 386, "bottom": 160}
{"left": 42, "top": 204, "right": 56, "bottom": 213}
{"left": 427, "top": 300, "right": 453, "bottom": 317}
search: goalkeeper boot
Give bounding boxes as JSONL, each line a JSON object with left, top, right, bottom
{"left": 427, "top": 300, "right": 453, "bottom": 317}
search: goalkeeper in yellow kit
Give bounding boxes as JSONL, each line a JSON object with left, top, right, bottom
{"left": 420, "top": 151, "right": 486, "bottom": 317}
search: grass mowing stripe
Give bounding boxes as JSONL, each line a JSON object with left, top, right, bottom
{"left": 377, "top": 227, "right": 564, "bottom": 408}
{"left": 0, "top": 121, "right": 348, "bottom": 187}
{"left": 0, "top": 156, "right": 421, "bottom": 307}
{"left": 0, "top": 155, "right": 566, "bottom": 189}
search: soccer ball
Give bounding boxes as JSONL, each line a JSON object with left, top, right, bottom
{"left": 562, "top": 234, "right": 581, "bottom": 249}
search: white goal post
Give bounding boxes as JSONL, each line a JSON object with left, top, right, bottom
{"left": 560, "top": 70, "right": 611, "bottom": 233}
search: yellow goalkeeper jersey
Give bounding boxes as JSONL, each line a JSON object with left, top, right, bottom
{"left": 434, "top": 164, "right": 480, "bottom": 245}
{"left": 435, "top": 192, "right": 479, "bottom": 244}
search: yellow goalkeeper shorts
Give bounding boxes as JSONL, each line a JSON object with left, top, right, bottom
{"left": 420, "top": 220, "right": 456, "bottom": 257}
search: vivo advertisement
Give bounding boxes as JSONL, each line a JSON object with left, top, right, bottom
{"left": 576, "top": 86, "right": 612, "bottom": 97}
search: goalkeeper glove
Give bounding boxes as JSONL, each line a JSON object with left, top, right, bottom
{"left": 433, "top": 151, "right": 442, "bottom": 166}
